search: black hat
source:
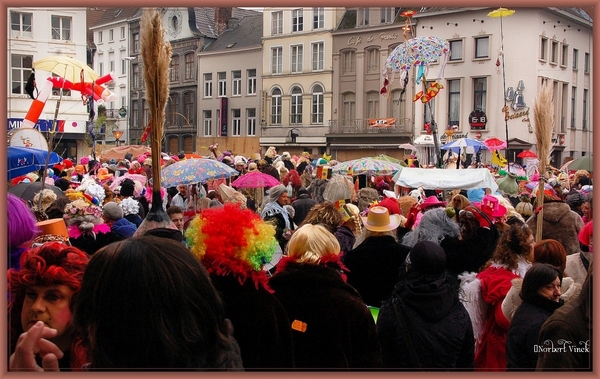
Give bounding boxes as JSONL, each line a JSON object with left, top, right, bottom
{"left": 54, "top": 178, "right": 71, "bottom": 191}
{"left": 407, "top": 241, "right": 447, "bottom": 281}
{"left": 120, "top": 178, "right": 135, "bottom": 197}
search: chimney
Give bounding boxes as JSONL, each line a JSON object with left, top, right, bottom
{"left": 227, "top": 17, "right": 240, "bottom": 30}
{"left": 215, "top": 7, "right": 232, "bottom": 35}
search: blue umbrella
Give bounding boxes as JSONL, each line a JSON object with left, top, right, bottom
{"left": 7, "top": 146, "right": 62, "bottom": 180}
{"left": 440, "top": 137, "right": 487, "bottom": 153}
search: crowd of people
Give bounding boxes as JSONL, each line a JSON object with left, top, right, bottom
{"left": 6, "top": 146, "right": 594, "bottom": 371}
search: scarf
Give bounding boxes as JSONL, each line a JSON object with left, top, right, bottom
{"left": 261, "top": 201, "right": 291, "bottom": 230}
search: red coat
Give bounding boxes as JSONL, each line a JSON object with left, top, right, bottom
{"left": 474, "top": 265, "right": 519, "bottom": 371}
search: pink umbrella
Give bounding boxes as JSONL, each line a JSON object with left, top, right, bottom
{"left": 483, "top": 137, "right": 507, "bottom": 151}
{"left": 517, "top": 150, "right": 538, "bottom": 159}
{"left": 231, "top": 171, "right": 281, "bottom": 189}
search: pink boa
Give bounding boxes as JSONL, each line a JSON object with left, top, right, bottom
{"left": 67, "top": 223, "right": 111, "bottom": 239}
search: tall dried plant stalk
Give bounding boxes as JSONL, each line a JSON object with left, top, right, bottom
{"left": 533, "top": 81, "right": 554, "bottom": 241}
{"left": 141, "top": 8, "right": 172, "bottom": 194}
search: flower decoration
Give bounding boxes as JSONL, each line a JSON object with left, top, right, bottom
{"left": 63, "top": 199, "right": 103, "bottom": 221}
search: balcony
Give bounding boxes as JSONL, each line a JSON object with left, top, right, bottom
{"left": 328, "top": 118, "right": 410, "bottom": 135}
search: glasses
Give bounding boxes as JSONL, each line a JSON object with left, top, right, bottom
{"left": 459, "top": 209, "right": 475, "bottom": 219}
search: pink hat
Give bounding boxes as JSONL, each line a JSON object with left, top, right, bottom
{"left": 477, "top": 195, "right": 507, "bottom": 218}
{"left": 137, "top": 154, "right": 147, "bottom": 164}
{"left": 420, "top": 196, "right": 447, "bottom": 210}
{"left": 579, "top": 220, "right": 593, "bottom": 247}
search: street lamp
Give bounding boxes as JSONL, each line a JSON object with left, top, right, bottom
{"left": 113, "top": 129, "right": 124, "bottom": 147}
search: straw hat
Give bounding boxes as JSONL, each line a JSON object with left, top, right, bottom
{"left": 361, "top": 206, "right": 401, "bottom": 232}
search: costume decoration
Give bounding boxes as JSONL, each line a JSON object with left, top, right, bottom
{"left": 63, "top": 199, "right": 103, "bottom": 221}
{"left": 119, "top": 197, "right": 140, "bottom": 216}
{"left": 186, "top": 204, "right": 278, "bottom": 289}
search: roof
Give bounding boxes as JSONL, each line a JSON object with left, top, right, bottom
{"left": 192, "top": 7, "right": 261, "bottom": 38}
{"left": 202, "top": 14, "right": 263, "bottom": 52}
{"left": 91, "top": 7, "right": 141, "bottom": 28}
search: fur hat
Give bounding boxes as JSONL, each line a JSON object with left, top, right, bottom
{"left": 103, "top": 201, "right": 123, "bottom": 220}
{"left": 120, "top": 179, "right": 135, "bottom": 197}
{"left": 32, "top": 189, "right": 58, "bottom": 213}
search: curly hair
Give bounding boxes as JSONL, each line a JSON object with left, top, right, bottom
{"left": 8, "top": 242, "right": 90, "bottom": 369}
{"left": 486, "top": 224, "right": 533, "bottom": 270}
{"left": 300, "top": 202, "right": 343, "bottom": 234}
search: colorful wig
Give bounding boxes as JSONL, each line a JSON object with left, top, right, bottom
{"left": 7, "top": 193, "right": 39, "bottom": 248}
{"left": 185, "top": 203, "right": 278, "bottom": 289}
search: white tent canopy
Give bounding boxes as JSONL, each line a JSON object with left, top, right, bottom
{"left": 392, "top": 167, "right": 498, "bottom": 192}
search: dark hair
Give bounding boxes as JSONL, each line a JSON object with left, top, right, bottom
{"left": 534, "top": 239, "right": 567, "bottom": 274}
{"left": 167, "top": 205, "right": 183, "bottom": 216}
{"left": 520, "top": 263, "right": 562, "bottom": 302}
{"left": 73, "top": 236, "right": 242, "bottom": 369}
{"left": 485, "top": 224, "right": 533, "bottom": 270}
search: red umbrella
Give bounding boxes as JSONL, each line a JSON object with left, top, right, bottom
{"left": 231, "top": 171, "right": 281, "bottom": 189}
{"left": 483, "top": 137, "right": 507, "bottom": 151}
{"left": 517, "top": 150, "right": 538, "bottom": 158}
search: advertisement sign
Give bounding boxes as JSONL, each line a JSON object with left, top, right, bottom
{"left": 469, "top": 110, "right": 487, "bottom": 130}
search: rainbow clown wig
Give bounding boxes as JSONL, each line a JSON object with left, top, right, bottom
{"left": 185, "top": 203, "right": 278, "bottom": 289}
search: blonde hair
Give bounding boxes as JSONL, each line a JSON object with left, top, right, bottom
{"left": 287, "top": 224, "right": 340, "bottom": 264}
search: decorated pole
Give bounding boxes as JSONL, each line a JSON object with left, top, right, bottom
{"left": 532, "top": 82, "right": 554, "bottom": 242}
{"left": 134, "top": 8, "right": 174, "bottom": 236}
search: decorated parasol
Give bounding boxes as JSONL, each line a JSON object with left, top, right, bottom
{"left": 332, "top": 157, "right": 404, "bottom": 176}
{"left": 231, "top": 171, "right": 281, "bottom": 189}
{"left": 384, "top": 36, "right": 450, "bottom": 85}
{"left": 560, "top": 155, "right": 593, "bottom": 172}
{"left": 161, "top": 158, "right": 238, "bottom": 187}
{"left": 134, "top": 8, "right": 174, "bottom": 236}
{"left": 517, "top": 150, "right": 538, "bottom": 159}
{"left": 483, "top": 137, "right": 507, "bottom": 151}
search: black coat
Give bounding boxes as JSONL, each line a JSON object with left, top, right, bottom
{"left": 344, "top": 235, "right": 411, "bottom": 307}
{"left": 334, "top": 225, "right": 356, "bottom": 259}
{"left": 506, "top": 295, "right": 563, "bottom": 370}
{"left": 69, "top": 230, "right": 122, "bottom": 256}
{"left": 269, "top": 260, "right": 382, "bottom": 369}
{"left": 441, "top": 226, "right": 497, "bottom": 276}
{"left": 291, "top": 195, "right": 317, "bottom": 226}
{"left": 377, "top": 274, "right": 474, "bottom": 369}
{"left": 210, "top": 274, "right": 295, "bottom": 369}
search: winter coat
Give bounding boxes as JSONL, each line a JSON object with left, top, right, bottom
{"left": 334, "top": 225, "right": 356, "bottom": 259}
{"left": 442, "top": 227, "right": 498, "bottom": 276}
{"left": 291, "top": 195, "right": 317, "bottom": 226}
{"left": 269, "top": 259, "right": 382, "bottom": 369}
{"left": 68, "top": 224, "right": 123, "bottom": 255}
{"left": 536, "top": 270, "right": 592, "bottom": 370}
{"left": 506, "top": 295, "right": 564, "bottom": 370}
{"left": 209, "top": 274, "right": 295, "bottom": 369}
{"left": 565, "top": 251, "right": 592, "bottom": 286}
{"left": 525, "top": 201, "right": 584, "bottom": 256}
{"left": 474, "top": 261, "right": 530, "bottom": 371}
{"left": 263, "top": 211, "right": 295, "bottom": 251}
{"left": 124, "top": 213, "right": 144, "bottom": 228}
{"left": 110, "top": 218, "right": 137, "bottom": 239}
{"left": 377, "top": 274, "right": 474, "bottom": 369}
{"left": 344, "top": 235, "right": 411, "bottom": 307}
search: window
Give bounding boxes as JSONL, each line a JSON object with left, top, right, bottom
{"left": 292, "top": 9, "right": 303, "bottom": 32}
{"left": 342, "top": 50, "right": 356, "bottom": 74}
{"left": 232, "top": 71, "right": 241, "bottom": 96}
{"left": 51, "top": 15, "right": 71, "bottom": 41}
{"left": 247, "top": 69, "right": 256, "bottom": 95}
{"left": 358, "top": 8, "right": 369, "bottom": 26}
{"left": 474, "top": 36, "right": 489, "bottom": 59}
{"left": 232, "top": 109, "right": 241, "bottom": 136}
{"left": 313, "top": 7, "right": 324, "bottom": 29}
{"left": 168, "top": 94, "right": 179, "bottom": 125}
{"left": 133, "top": 33, "right": 139, "bottom": 53}
{"left": 143, "top": 101, "right": 150, "bottom": 126}
{"left": 582, "top": 89, "right": 588, "bottom": 130}
{"left": 550, "top": 40, "right": 559, "bottom": 64}
{"left": 584, "top": 52, "right": 590, "bottom": 73}
{"left": 366, "top": 92, "right": 379, "bottom": 119}
{"left": 424, "top": 99, "right": 435, "bottom": 124}
{"left": 449, "top": 39, "right": 463, "bottom": 61}
{"left": 109, "top": 29, "right": 114, "bottom": 42}
{"left": 185, "top": 53, "right": 194, "bottom": 80}
{"left": 11, "top": 11, "right": 32, "bottom": 38}
{"left": 247, "top": 108, "right": 256, "bottom": 136}
{"left": 271, "top": 11, "right": 283, "bottom": 35}
{"left": 170, "top": 55, "right": 179, "bottom": 82}
{"left": 540, "top": 36, "right": 548, "bottom": 61}
{"left": 132, "top": 64, "right": 140, "bottom": 88}
{"left": 99, "top": 62, "right": 104, "bottom": 76}
{"left": 203, "top": 110, "right": 212, "bottom": 136}
{"left": 218, "top": 72, "right": 226, "bottom": 97}
{"left": 132, "top": 100, "right": 139, "bottom": 127}
{"left": 312, "top": 85, "right": 324, "bottom": 124}
{"left": 381, "top": 7, "right": 394, "bottom": 24}
{"left": 271, "top": 47, "right": 283, "bottom": 74}
{"left": 121, "top": 59, "right": 126, "bottom": 75}
{"left": 291, "top": 45, "right": 303, "bottom": 73}
{"left": 570, "top": 87, "right": 576, "bottom": 128}
{"left": 366, "top": 48, "right": 379, "bottom": 73}
{"left": 184, "top": 92, "right": 195, "bottom": 124}
{"left": 561, "top": 82, "right": 568, "bottom": 133}
{"left": 291, "top": 86, "right": 303, "bottom": 124}
{"left": 473, "top": 77, "right": 487, "bottom": 114}
{"left": 447, "top": 79, "right": 460, "bottom": 127}
{"left": 11, "top": 54, "right": 32, "bottom": 95}
{"left": 311, "top": 42, "right": 324, "bottom": 71}
{"left": 391, "top": 89, "right": 406, "bottom": 123}
{"left": 204, "top": 73, "right": 212, "bottom": 97}
{"left": 120, "top": 26, "right": 125, "bottom": 39}
{"left": 561, "top": 43, "right": 568, "bottom": 67}
{"left": 342, "top": 93, "right": 356, "bottom": 125}
{"left": 271, "top": 88, "right": 282, "bottom": 124}
{"left": 98, "top": 31, "right": 103, "bottom": 43}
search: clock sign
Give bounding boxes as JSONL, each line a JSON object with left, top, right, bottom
{"left": 166, "top": 9, "right": 182, "bottom": 38}
{"left": 469, "top": 110, "right": 487, "bottom": 130}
